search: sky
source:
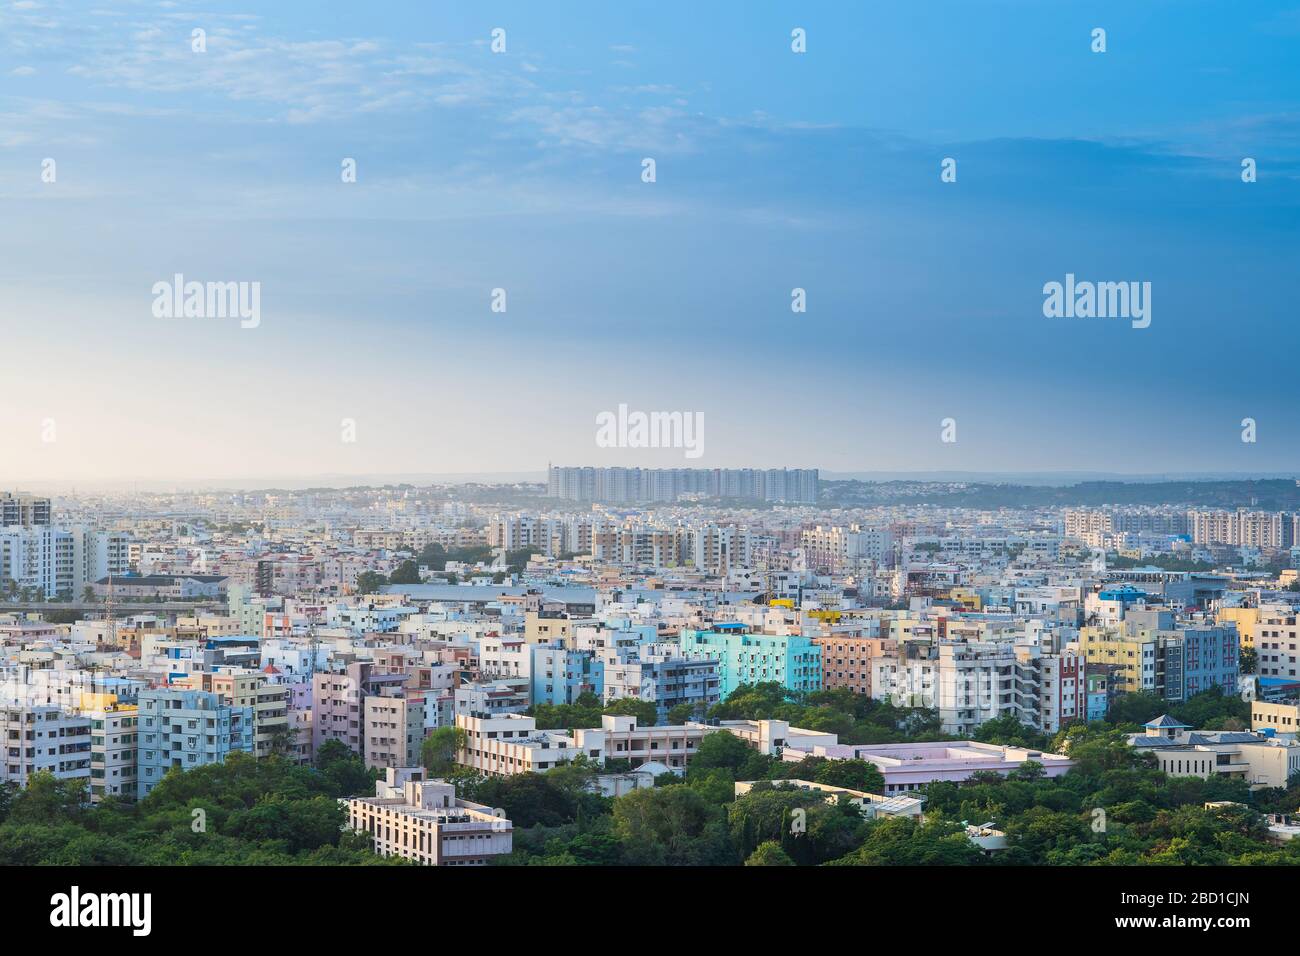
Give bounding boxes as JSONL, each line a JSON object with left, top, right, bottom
{"left": 0, "top": 0, "right": 1298, "bottom": 485}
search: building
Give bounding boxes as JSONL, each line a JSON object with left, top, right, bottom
{"left": 174, "top": 671, "right": 290, "bottom": 759}
{"left": 346, "top": 767, "right": 512, "bottom": 866}
{"left": 1130, "top": 715, "right": 1300, "bottom": 789}
{"left": 734, "top": 778, "right": 924, "bottom": 819}
{"left": 0, "top": 492, "right": 50, "bottom": 527}
{"left": 363, "top": 693, "right": 427, "bottom": 771}
{"left": 1079, "top": 610, "right": 1239, "bottom": 702}
{"left": 1250, "top": 605, "right": 1300, "bottom": 681}
{"left": 0, "top": 527, "right": 129, "bottom": 600}
{"left": 871, "top": 642, "right": 1087, "bottom": 736}
{"left": 0, "top": 703, "right": 92, "bottom": 787}
{"left": 93, "top": 573, "right": 227, "bottom": 600}
{"left": 456, "top": 712, "right": 604, "bottom": 776}
{"left": 801, "top": 525, "right": 894, "bottom": 573}
{"left": 546, "top": 466, "right": 819, "bottom": 504}
{"left": 812, "top": 636, "right": 896, "bottom": 696}
{"left": 574, "top": 715, "right": 706, "bottom": 772}
{"left": 780, "top": 740, "right": 1074, "bottom": 795}
{"left": 136, "top": 689, "right": 254, "bottom": 799}
{"left": 87, "top": 699, "right": 138, "bottom": 802}
{"left": 600, "top": 643, "right": 720, "bottom": 721}
{"left": 679, "top": 625, "right": 822, "bottom": 697}
{"left": 312, "top": 662, "right": 406, "bottom": 759}
{"left": 1251, "top": 701, "right": 1300, "bottom": 737}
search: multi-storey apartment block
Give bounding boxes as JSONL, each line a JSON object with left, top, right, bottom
{"left": 0, "top": 704, "right": 92, "bottom": 787}
{"left": 679, "top": 625, "right": 822, "bottom": 697}
{"left": 363, "top": 693, "right": 426, "bottom": 771}
{"left": 346, "top": 767, "right": 512, "bottom": 866}
{"left": 136, "top": 689, "right": 253, "bottom": 799}
{"left": 812, "top": 636, "right": 897, "bottom": 696}
{"left": 601, "top": 643, "right": 720, "bottom": 721}
{"left": 88, "top": 700, "right": 138, "bottom": 802}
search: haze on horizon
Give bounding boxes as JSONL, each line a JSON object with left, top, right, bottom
{"left": 2, "top": 1, "right": 1299, "bottom": 483}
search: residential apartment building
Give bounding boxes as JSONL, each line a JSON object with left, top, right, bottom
{"left": 456, "top": 712, "right": 604, "bottom": 776}
{"left": 812, "top": 636, "right": 897, "bottom": 696}
{"left": 346, "top": 767, "right": 512, "bottom": 866}
{"left": 0, "top": 703, "right": 92, "bottom": 787}
{"left": 801, "top": 525, "right": 894, "bottom": 574}
{"left": 871, "top": 641, "right": 1086, "bottom": 736}
{"left": 679, "top": 625, "right": 822, "bottom": 697}
{"left": 1251, "top": 605, "right": 1300, "bottom": 681}
{"left": 175, "top": 671, "right": 291, "bottom": 759}
{"left": 600, "top": 643, "right": 720, "bottom": 721}
{"left": 546, "top": 466, "right": 818, "bottom": 504}
{"left": 88, "top": 699, "right": 138, "bottom": 802}
{"left": 363, "top": 693, "right": 427, "bottom": 771}
{"left": 136, "top": 689, "right": 254, "bottom": 799}
{"left": 0, "top": 492, "right": 51, "bottom": 527}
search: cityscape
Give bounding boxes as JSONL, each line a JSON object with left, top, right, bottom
{"left": 0, "top": 0, "right": 1295, "bottom": 934}
{"left": 3, "top": 477, "right": 1300, "bottom": 875}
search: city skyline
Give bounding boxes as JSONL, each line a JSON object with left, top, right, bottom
{"left": 2, "top": 1, "right": 1299, "bottom": 480}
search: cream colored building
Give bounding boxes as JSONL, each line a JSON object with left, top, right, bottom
{"left": 1252, "top": 701, "right": 1300, "bottom": 737}
{"left": 347, "top": 767, "right": 512, "bottom": 866}
{"left": 1131, "top": 715, "right": 1300, "bottom": 789}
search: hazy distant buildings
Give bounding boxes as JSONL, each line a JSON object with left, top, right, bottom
{"left": 546, "top": 467, "right": 818, "bottom": 504}
{"left": 0, "top": 492, "right": 50, "bottom": 527}
{"left": 0, "top": 527, "right": 129, "bottom": 599}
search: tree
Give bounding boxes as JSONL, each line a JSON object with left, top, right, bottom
{"left": 421, "top": 727, "right": 466, "bottom": 777}
{"left": 612, "top": 785, "right": 736, "bottom": 866}
{"left": 388, "top": 560, "right": 422, "bottom": 585}
{"left": 689, "top": 731, "right": 755, "bottom": 774}
{"left": 355, "top": 571, "right": 387, "bottom": 594}
{"left": 745, "top": 841, "right": 795, "bottom": 866}
{"left": 603, "top": 697, "right": 657, "bottom": 727}
{"left": 417, "top": 543, "right": 447, "bottom": 570}
{"left": 813, "top": 759, "right": 886, "bottom": 794}
{"left": 667, "top": 702, "right": 699, "bottom": 725}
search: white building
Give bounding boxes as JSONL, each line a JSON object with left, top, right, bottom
{"left": 346, "top": 767, "right": 512, "bottom": 866}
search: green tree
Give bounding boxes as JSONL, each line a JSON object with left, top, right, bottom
{"left": 388, "top": 560, "right": 422, "bottom": 585}
{"left": 421, "top": 727, "right": 466, "bottom": 777}
{"left": 745, "top": 840, "right": 795, "bottom": 866}
{"left": 603, "top": 697, "right": 657, "bottom": 727}
{"left": 355, "top": 571, "right": 387, "bottom": 594}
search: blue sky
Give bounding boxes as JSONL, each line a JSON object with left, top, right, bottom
{"left": 0, "top": 0, "right": 1298, "bottom": 483}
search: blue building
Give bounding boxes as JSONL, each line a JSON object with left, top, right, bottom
{"left": 1179, "top": 624, "right": 1240, "bottom": 699}
{"left": 678, "top": 625, "right": 822, "bottom": 698}
{"left": 530, "top": 644, "right": 603, "bottom": 707}
{"left": 136, "top": 688, "right": 254, "bottom": 799}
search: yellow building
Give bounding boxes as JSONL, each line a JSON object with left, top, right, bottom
{"left": 524, "top": 611, "right": 575, "bottom": 646}
{"left": 1218, "top": 607, "right": 1261, "bottom": 650}
{"left": 1080, "top": 625, "right": 1157, "bottom": 695}
{"left": 1252, "top": 701, "right": 1300, "bottom": 736}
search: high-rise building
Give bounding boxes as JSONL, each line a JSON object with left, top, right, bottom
{"left": 0, "top": 492, "right": 51, "bottom": 527}
{"left": 546, "top": 466, "right": 819, "bottom": 504}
